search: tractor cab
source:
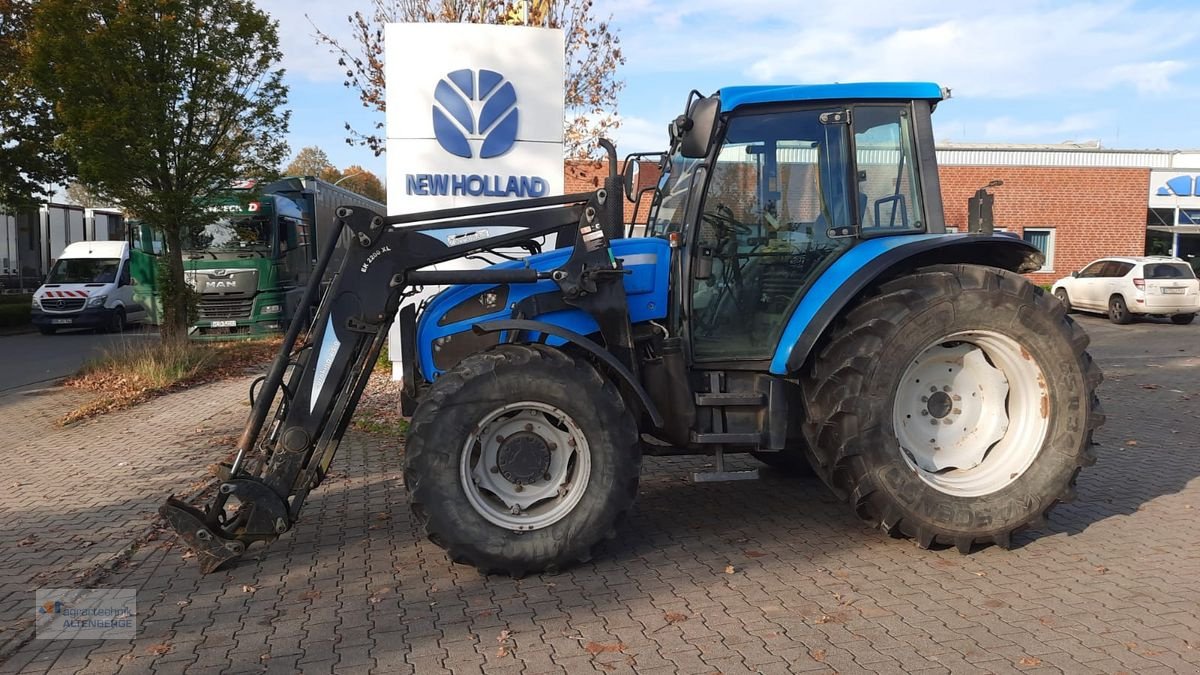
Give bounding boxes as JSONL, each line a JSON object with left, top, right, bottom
{"left": 637, "top": 83, "right": 946, "bottom": 364}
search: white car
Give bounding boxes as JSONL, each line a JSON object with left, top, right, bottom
{"left": 31, "top": 241, "right": 148, "bottom": 334}
{"left": 1052, "top": 256, "right": 1199, "bottom": 325}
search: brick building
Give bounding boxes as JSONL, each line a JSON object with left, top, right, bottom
{"left": 567, "top": 143, "right": 1200, "bottom": 286}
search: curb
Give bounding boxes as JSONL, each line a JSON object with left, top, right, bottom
{"left": 0, "top": 474, "right": 219, "bottom": 663}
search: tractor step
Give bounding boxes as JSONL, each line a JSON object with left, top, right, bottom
{"left": 692, "top": 449, "right": 759, "bottom": 483}
{"left": 691, "top": 431, "right": 762, "bottom": 444}
{"left": 694, "top": 392, "right": 766, "bottom": 406}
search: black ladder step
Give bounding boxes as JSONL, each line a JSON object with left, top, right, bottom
{"left": 690, "top": 432, "right": 762, "bottom": 445}
{"left": 694, "top": 392, "right": 766, "bottom": 406}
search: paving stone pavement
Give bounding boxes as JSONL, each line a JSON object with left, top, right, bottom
{"left": 0, "top": 377, "right": 256, "bottom": 656}
{"left": 3, "top": 314, "right": 1200, "bottom": 674}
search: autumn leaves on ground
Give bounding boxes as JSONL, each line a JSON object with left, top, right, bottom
{"left": 59, "top": 338, "right": 281, "bottom": 425}
{"left": 58, "top": 336, "right": 408, "bottom": 440}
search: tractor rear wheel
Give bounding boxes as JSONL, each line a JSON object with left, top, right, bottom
{"left": 405, "top": 344, "right": 641, "bottom": 576}
{"left": 801, "top": 264, "right": 1103, "bottom": 552}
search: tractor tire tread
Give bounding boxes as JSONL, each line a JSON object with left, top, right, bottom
{"left": 800, "top": 264, "right": 1103, "bottom": 553}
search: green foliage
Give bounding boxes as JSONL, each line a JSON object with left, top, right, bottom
{"left": 0, "top": 0, "right": 69, "bottom": 208}
{"left": 27, "top": 0, "right": 290, "bottom": 340}
{"left": 0, "top": 303, "right": 31, "bottom": 328}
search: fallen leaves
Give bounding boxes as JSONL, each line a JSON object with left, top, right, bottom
{"left": 583, "top": 641, "right": 625, "bottom": 655}
{"left": 241, "top": 584, "right": 257, "bottom": 593}
{"left": 146, "top": 643, "right": 172, "bottom": 656}
{"left": 724, "top": 565, "right": 736, "bottom": 574}
{"left": 1125, "top": 439, "right": 1139, "bottom": 447}
{"left": 301, "top": 590, "right": 322, "bottom": 601}
{"left": 496, "top": 629, "right": 513, "bottom": 658}
{"left": 810, "top": 648, "right": 827, "bottom": 662}
{"left": 1018, "top": 656, "right": 1042, "bottom": 667}
{"left": 17, "top": 536, "right": 37, "bottom": 547}
{"left": 663, "top": 611, "right": 688, "bottom": 625}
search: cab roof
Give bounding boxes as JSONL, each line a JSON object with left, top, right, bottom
{"left": 59, "top": 240, "right": 128, "bottom": 259}
{"left": 718, "top": 82, "right": 944, "bottom": 113}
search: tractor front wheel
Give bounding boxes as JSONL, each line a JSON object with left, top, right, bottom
{"left": 405, "top": 344, "right": 641, "bottom": 576}
{"left": 801, "top": 264, "right": 1103, "bottom": 552}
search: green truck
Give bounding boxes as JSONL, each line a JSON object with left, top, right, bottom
{"left": 129, "top": 176, "right": 384, "bottom": 337}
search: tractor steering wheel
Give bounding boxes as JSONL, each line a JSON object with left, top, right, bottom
{"left": 702, "top": 208, "right": 751, "bottom": 235}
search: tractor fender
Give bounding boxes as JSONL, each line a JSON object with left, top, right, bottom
{"left": 472, "top": 319, "right": 665, "bottom": 429}
{"left": 772, "top": 233, "right": 1043, "bottom": 375}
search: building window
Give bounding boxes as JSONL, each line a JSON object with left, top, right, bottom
{"left": 1022, "top": 228, "right": 1056, "bottom": 272}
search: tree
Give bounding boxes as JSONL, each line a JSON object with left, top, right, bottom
{"left": 312, "top": 0, "right": 624, "bottom": 158}
{"left": 64, "top": 182, "right": 105, "bottom": 208}
{"left": 0, "top": 0, "right": 68, "bottom": 209}
{"left": 334, "top": 165, "right": 386, "bottom": 202}
{"left": 285, "top": 145, "right": 335, "bottom": 177}
{"left": 28, "top": 0, "right": 289, "bottom": 342}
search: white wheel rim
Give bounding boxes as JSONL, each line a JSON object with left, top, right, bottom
{"left": 893, "top": 331, "right": 1050, "bottom": 497}
{"left": 459, "top": 401, "right": 591, "bottom": 531}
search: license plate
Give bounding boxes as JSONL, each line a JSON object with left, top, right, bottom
{"left": 51, "top": 318, "right": 73, "bottom": 325}
{"left": 211, "top": 320, "right": 237, "bottom": 327}
{"left": 1163, "top": 287, "right": 1185, "bottom": 294}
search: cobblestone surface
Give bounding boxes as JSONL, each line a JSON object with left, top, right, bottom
{"left": 0, "top": 378, "right": 254, "bottom": 657}
{"left": 3, "top": 314, "right": 1199, "bottom": 674}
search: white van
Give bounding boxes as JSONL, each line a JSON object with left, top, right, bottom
{"left": 31, "top": 241, "right": 147, "bottom": 334}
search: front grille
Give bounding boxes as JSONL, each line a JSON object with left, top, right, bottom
{"left": 198, "top": 296, "right": 253, "bottom": 320}
{"left": 42, "top": 298, "right": 86, "bottom": 312}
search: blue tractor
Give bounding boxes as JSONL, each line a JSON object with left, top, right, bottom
{"left": 162, "top": 83, "right": 1104, "bottom": 575}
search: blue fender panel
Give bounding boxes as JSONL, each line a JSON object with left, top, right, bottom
{"left": 769, "top": 233, "right": 1041, "bottom": 375}
{"left": 417, "top": 236, "right": 671, "bottom": 380}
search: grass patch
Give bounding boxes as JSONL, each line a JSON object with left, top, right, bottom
{"left": 0, "top": 303, "right": 30, "bottom": 328}
{"left": 60, "top": 338, "right": 281, "bottom": 425}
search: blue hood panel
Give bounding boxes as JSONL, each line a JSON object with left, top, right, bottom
{"left": 416, "top": 236, "right": 671, "bottom": 379}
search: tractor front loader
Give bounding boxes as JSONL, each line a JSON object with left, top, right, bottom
{"left": 163, "top": 84, "right": 1103, "bottom": 576}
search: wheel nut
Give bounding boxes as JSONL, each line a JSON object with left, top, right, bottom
{"left": 491, "top": 466, "right": 500, "bottom": 474}
{"left": 921, "top": 410, "right": 928, "bottom": 416}
{"left": 514, "top": 484, "right": 524, "bottom": 492}
{"left": 930, "top": 386, "right": 937, "bottom": 393}
{"left": 549, "top": 442, "right": 557, "bottom": 451}
{"left": 568, "top": 438, "right": 577, "bottom": 447}
{"left": 544, "top": 472, "right": 552, "bottom": 481}
{"left": 524, "top": 423, "right": 534, "bottom": 432}
{"left": 929, "top": 419, "right": 938, "bottom": 426}
{"left": 495, "top": 435, "right": 505, "bottom": 443}
{"left": 921, "top": 395, "right": 929, "bottom": 403}
{"left": 942, "top": 385, "right": 952, "bottom": 392}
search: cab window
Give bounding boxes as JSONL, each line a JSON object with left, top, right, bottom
{"left": 690, "top": 108, "right": 853, "bottom": 361}
{"left": 854, "top": 106, "right": 924, "bottom": 233}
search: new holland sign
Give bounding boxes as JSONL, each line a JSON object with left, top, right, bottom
{"left": 1149, "top": 170, "right": 1200, "bottom": 209}
{"left": 385, "top": 23, "right": 565, "bottom": 211}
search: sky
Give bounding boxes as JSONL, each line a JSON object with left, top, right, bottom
{"left": 262, "top": 0, "right": 1200, "bottom": 183}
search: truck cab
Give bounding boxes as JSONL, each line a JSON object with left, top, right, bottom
{"left": 32, "top": 240, "right": 146, "bottom": 334}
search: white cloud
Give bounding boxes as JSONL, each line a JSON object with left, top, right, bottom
{"left": 612, "top": 0, "right": 1196, "bottom": 99}
{"left": 609, "top": 114, "right": 669, "bottom": 154}
{"left": 256, "top": 0, "right": 368, "bottom": 83}
{"left": 981, "top": 113, "right": 1107, "bottom": 139}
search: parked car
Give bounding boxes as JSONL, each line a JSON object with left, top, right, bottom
{"left": 1052, "top": 256, "right": 1199, "bottom": 325}
{"left": 31, "top": 241, "right": 148, "bottom": 334}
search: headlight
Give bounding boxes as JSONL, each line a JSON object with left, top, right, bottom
{"left": 260, "top": 304, "right": 282, "bottom": 315}
{"left": 31, "top": 297, "right": 41, "bottom": 309}
{"left": 87, "top": 295, "right": 108, "bottom": 308}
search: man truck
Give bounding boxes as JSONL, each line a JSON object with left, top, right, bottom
{"left": 129, "top": 176, "right": 383, "bottom": 337}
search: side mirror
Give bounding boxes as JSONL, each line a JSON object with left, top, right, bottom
{"left": 623, "top": 159, "right": 641, "bottom": 203}
{"left": 680, "top": 96, "right": 720, "bottom": 159}
{"left": 1071, "top": 271, "right": 1079, "bottom": 278}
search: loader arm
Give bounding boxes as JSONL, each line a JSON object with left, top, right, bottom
{"left": 161, "top": 185, "right": 633, "bottom": 574}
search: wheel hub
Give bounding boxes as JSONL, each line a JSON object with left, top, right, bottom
{"left": 893, "top": 331, "right": 1051, "bottom": 497}
{"left": 460, "top": 403, "right": 592, "bottom": 531}
{"left": 497, "top": 432, "right": 551, "bottom": 485}
{"left": 926, "top": 391, "right": 953, "bottom": 419}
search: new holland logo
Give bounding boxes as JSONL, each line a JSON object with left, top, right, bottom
{"left": 1157, "top": 175, "right": 1200, "bottom": 198}
{"left": 432, "top": 69, "right": 518, "bottom": 159}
